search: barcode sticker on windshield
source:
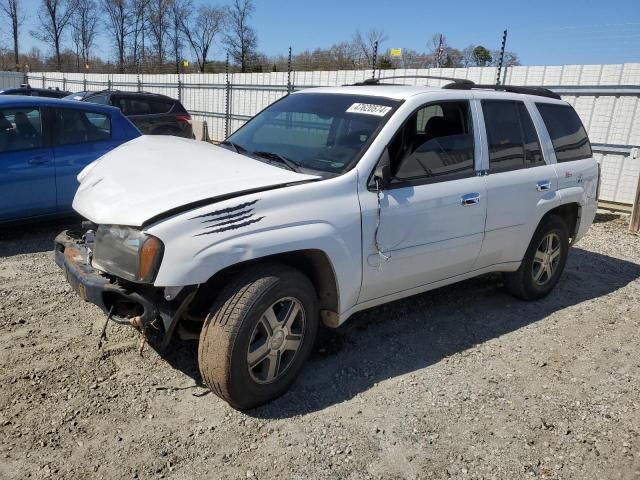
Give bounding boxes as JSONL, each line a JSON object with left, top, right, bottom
{"left": 346, "top": 103, "right": 392, "bottom": 116}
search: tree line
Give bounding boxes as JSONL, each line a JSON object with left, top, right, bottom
{"left": 0, "top": 0, "right": 519, "bottom": 74}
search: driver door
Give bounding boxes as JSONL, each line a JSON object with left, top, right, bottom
{"left": 358, "top": 99, "right": 487, "bottom": 303}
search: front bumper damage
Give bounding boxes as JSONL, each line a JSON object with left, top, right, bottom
{"left": 54, "top": 230, "right": 196, "bottom": 349}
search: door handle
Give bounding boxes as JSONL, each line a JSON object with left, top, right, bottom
{"left": 28, "top": 156, "right": 49, "bottom": 165}
{"left": 536, "top": 180, "right": 551, "bottom": 192}
{"left": 461, "top": 193, "right": 480, "bottom": 206}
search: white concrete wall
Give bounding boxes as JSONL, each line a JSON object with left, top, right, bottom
{"left": 24, "top": 63, "right": 640, "bottom": 205}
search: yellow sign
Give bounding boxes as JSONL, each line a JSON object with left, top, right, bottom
{"left": 182, "top": 59, "right": 189, "bottom": 68}
{"left": 389, "top": 48, "right": 402, "bottom": 57}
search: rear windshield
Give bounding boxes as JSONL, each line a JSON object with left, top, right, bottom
{"left": 536, "top": 103, "right": 592, "bottom": 162}
{"left": 226, "top": 93, "right": 400, "bottom": 174}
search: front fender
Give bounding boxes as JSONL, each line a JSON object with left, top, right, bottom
{"left": 146, "top": 175, "right": 363, "bottom": 313}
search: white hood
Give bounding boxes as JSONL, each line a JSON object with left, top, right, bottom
{"left": 73, "top": 136, "right": 318, "bottom": 226}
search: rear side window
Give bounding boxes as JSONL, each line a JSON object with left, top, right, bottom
{"left": 115, "top": 97, "right": 151, "bottom": 115}
{"left": 536, "top": 103, "right": 592, "bottom": 162}
{"left": 149, "top": 99, "right": 174, "bottom": 114}
{"left": 0, "top": 107, "right": 43, "bottom": 152}
{"left": 55, "top": 109, "right": 111, "bottom": 145}
{"left": 482, "top": 100, "right": 544, "bottom": 172}
{"left": 86, "top": 94, "right": 109, "bottom": 105}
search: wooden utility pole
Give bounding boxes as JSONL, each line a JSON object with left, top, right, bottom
{"left": 630, "top": 172, "right": 640, "bottom": 233}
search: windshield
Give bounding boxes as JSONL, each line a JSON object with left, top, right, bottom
{"left": 225, "top": 93, "right": 400, "bottom": 174}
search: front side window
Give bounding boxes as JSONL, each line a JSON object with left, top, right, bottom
{"left": 483, "top": 100, "right": 544, "bottom": 172}
{"left": 0, "top": 107, "right": 43, "bottom": 153}
{"left": 391, "top": 100, "right": 475, "bottom": 183}
{"left": 55, "top": 108, "right": 111, "bottom": 145}
{"left": 536, "top": 103, "right": 592, "bottom": 162}
{"left": 226, "top": 93, "right": 400, "bottom": 174}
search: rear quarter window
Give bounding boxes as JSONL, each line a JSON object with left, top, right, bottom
{"left": 536, "top": 103, "right": 592, "bottom": 162}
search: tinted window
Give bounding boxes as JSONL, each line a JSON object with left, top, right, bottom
{"left": 227, "top": 93, "right": 399, "bottom": 174}
{"left": 0, "top": 107, "right": 43, "bottom": 152}
{"left": 536, "top": 103, "right": 592, "bottom": 162}
{"left": 483, "top": 100, "right": 544, "bottom": 172}
{"left": 115, "top": 97, "right": 152, "bottom": 115}
{"left": 518, "top": 103, "right": 544, "bottom": 166}
{"left": 55, "top": 109, "right": 111, "bottom": 145}
{"left": 86, "top": 94, "right": 109, "bottom": 105}
{"left": 149, "top": 99, "right": 174, "bottom": 114}
{"left": 393, "top": 101, "right": 475, "bottom": 182}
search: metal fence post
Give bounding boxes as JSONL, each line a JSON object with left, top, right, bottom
{"left": 178, "top": 77, "right": 182, "bottom": 102}
{"left": 224, "top": 54, "right": 230, "bottom": 139}
{"left": 63, "top": 75, "right": 66, "bottom": 92}
{"left": 496, "top": 29, "right": 508, "bottom": 85}
{"left": 42, "top": 75, "right": 45, "bottom": 88}
{"left": 372, "top": 41, "right": 378, "bottom": 79}
{"left": 287, "top": 46, "right": 292, "bottom": 94}
{"left": 108, "top": 78, "right": 112, "bottom": 90}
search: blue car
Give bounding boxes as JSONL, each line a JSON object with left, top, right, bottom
{"left": 0, "top": 96, "right": 140, "bottom": 223}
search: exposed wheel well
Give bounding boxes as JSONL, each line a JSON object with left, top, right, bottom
{"left": 194, "top": 250, "right": 339, "bottom": 319}
{"left": 543, "top": 203, "right": 580, "bottom": 239}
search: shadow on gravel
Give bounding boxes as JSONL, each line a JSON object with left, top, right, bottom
{"left": 154, "top": 247, "right": 640, "bottom": 417}
{"left": 0, "top": 217, "right": 80, "bottom": 257}
{"left": 247, "top": 247, "right": 640, "bottom": 419}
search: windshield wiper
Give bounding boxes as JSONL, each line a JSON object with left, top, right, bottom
{"left": 252, "top": 150, "right": 301, "bottom": 172}
{"left": 220, "top": 140, "right": 247, "bottom": 154}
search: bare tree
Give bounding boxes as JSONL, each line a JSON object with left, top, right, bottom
{"left": 31, "top": 0, "right": 77, "bottom": 71}
{"left": 352, "top": 28, "right": 387, "bottom": 66}
{"left": 180, "top": 4, "right": 225, "bottom": 72}
{"left": 130, "top": 0, "right": 149, "bottom": 69}
{"left": 70, "top": 0, "right": 99, "bottom": 69}
{"left": 146, "top": 0, "right": 171, "bottom": 66}
{"left": 0, "top": 0, "right": 24, "bottom": 71}
{"left": 223, "top": 0, "right": 257, "bottom": 72}
{"left": 103, "top": 0, "right": 133, "bottom": 72}
{"left": 168, "top": 0, "right": 190, "bottom": 73}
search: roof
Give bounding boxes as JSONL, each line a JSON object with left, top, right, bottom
{"left": 0, "top": 95, "right": 123, "bottom": 114}
{"left": 295, "top": 85, "right": 439, "bottom": 100}
{"left": 295, "top": 82, "right": 563, "bottom": 102}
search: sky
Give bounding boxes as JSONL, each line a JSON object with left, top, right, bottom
{"left": 10, "top": 0, "right": 640, "bottom": 66}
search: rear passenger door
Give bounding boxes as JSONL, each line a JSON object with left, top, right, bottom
{"left": 52, "top": 107, "right": 119, "bottom": 212}
{"left": 0, "top": 106, "right": 57, "bottom": 221}
{"left": 474, "top": 99, "right": 558, "bottom": 269}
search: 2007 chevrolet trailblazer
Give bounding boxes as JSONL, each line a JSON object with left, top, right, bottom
{"left": 55, "top": 77, "right": 599, "bottom": 409}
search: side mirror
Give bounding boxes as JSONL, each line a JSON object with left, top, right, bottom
{"left": 373, "top": 148, "right": 391, "bottom": 189}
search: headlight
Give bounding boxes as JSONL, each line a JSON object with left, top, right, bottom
{"left": 92, "top": 225, "right": 164, "bottom": 283}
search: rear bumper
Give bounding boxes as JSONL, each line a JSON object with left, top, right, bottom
{"left": 54, "top": 230, "right": 159, "bottom": 325}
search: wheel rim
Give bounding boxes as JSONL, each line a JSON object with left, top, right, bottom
{"left": 247, "top": 297, "right": 306, "bottom": 384}
{"left": 532, "top": 232, "right": 562, "bottom": 286}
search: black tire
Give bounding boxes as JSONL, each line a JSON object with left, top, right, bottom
{"left": 198, "top": 263, "right": 318, "bottom": 409}
{"left": 503, "top": 215, "right": 570, "bottom": 300}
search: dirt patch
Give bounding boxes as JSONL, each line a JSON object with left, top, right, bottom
{"left": 0, "top": 214, "right": 639, "bottom": 479}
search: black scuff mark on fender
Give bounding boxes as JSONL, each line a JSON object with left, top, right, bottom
{"left": 189, "top": 199, "right": 259, "bottom": 220}
{"left": 202, "top": 213, "right": 255, "bottom": 229}
{"left": 194, "top": 216, "right": 266, "bottom": 236}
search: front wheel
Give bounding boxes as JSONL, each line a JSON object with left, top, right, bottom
{"left": 198, "top": 263, "right": 318, "bottom": 409}
{"left": 503, "top": 215, "right": 570, "bottom": 300}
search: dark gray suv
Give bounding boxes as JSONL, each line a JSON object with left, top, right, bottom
{"left": 69, "top": 90, "right": 194, "bottom": 139}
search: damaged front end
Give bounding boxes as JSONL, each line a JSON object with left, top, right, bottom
{"left": 54, "top": 228, "right": 198, "bottom": 350}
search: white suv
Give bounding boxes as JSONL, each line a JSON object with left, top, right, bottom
{"left": 55, "top": 77, "right": 599, "bottom": 409}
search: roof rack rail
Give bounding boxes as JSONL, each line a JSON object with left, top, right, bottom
{"left": 352, "top": 75, "right": 475, "bottom": 86}
{"left": 442, "top": 83, "right": 561, "bottom": 100}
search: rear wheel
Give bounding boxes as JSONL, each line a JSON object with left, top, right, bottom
{"left": 198, "top": 263, "right": 318, "bottom": 409}
{"left": 503, "top": 215, "right": 569, "bottom": 300}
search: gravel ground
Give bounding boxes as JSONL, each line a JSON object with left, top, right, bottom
{"left": 0, "top": 213, "right": 639, "bottom": 480}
